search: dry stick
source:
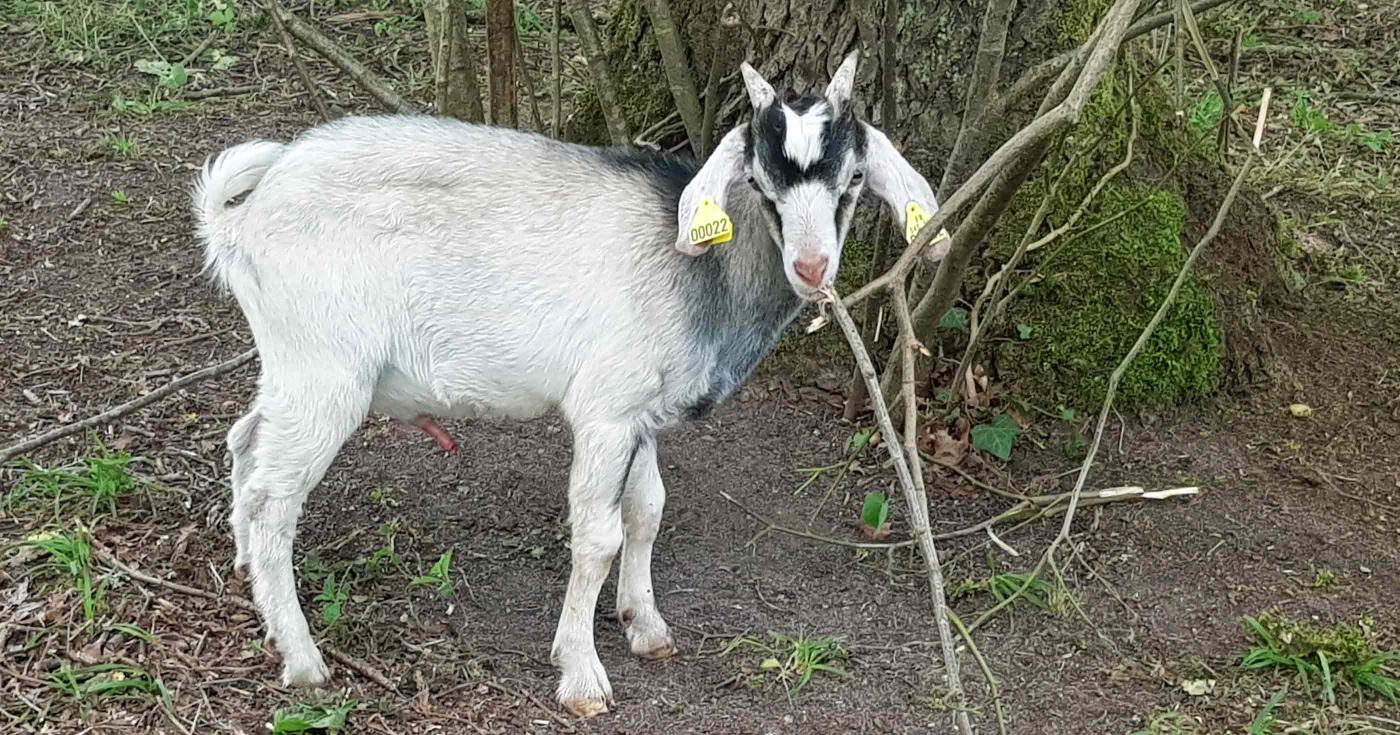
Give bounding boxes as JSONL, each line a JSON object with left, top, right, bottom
{"left": 92, "top": 540, "right": 402, "bottom": 695}
{"left": 698, "top": 3, "right": 740, "bottom": 157}
{"left": 938, "top": 0, "right": 1016, "bottom": 200}
{"left": 642, "top": 0, "right": 704, "bottom": 154}
{"left": 948, "top": 609, "right": 1008, "bottom": 735}
{"left": 971, "top": 90, "right": 1271, "bottom": 633}
{"left": 823, "top": 288, "right": 971, "bottom": 735}
{"left": 265, "top": 0, "right": 332, "bottom": 122}
{"left": 565, "top": 0, "right": 630, "bottom": 144}
{"left": 274, "top": 6, "right": 415, "bottom": 114}
{"left": 0, "top": 349, "right": 257, "bottom": 465}
{"left": 550, "top": 0, "right": 562, "bottom": 138}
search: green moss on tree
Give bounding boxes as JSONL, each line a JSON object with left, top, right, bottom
{"left": 997, "top": 184, "right": 1221, "bottom": 408}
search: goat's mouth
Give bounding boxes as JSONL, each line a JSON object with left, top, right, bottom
{"left": 791, "top": 282, "right": 826, "bottom": 302}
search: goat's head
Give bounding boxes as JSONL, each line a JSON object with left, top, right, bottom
{"left": 676, "top": 51, "right": 942, "bottom": 301}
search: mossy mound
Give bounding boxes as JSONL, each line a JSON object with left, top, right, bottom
{"left": 995, "top": 183, "right": 1222, "bottom": 409}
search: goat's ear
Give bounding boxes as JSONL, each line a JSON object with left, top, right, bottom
{"left": 861, "top": 123, "right": 950, "bottom": 261}
{"left": 675, "top": 125, "right": 747, "bottom": 256}
{"left": 825, "top": 50, "right": 860, "bottom": 115}
{"left": 740, "top": 62, "right": 776, "bottom": 110}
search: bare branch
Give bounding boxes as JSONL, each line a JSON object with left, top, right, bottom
{"left": 264, "top": 0, "right": 333, "bottom": 122}
{"left": 938, "top": 0, "right": 1016, "bottom": 199}
{"left": 823, "top": 287, "right": 971, "bottom": 735}
{"left": 565, "top": 0, "right": 631, "bottom": 144}
{"left": 643, "top": 0, "right": 704, "bottom": 154}
{"left": 699, "top": 3, "right": 740, "bottom": 157}
{"left": 274, "top": 5, "right": 416, "bottom": 114}
{"left": 551, "top": 0, "right": 563, "bottom": 137}
{"left": 0, "top": 350, "right": 257, "bottom": 466}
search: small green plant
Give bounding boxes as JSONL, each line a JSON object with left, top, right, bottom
{"left": 134, "top": 58, "right": 188, "bottom": 90}
{"left": 23, "top": 529, "right": 101, "bottom": 620}
{"left": 111, "top": 190, "right": 129, "bottom": 205}
{"left": 1312, "top": 569, "right": 1337, "bottom": 589}
{"left": 271, "top": 699, "right": 357, "bottom": 734}
{"left": 939, "top": 306, "right": 969, "bottom": 332}
{"left": 7, "top": 445, "right": 136, "bottom": 515}
{"left": 206, "top": 0, "right": 236, "bottom": 33}
{"left": 48, "top": 663, "right": 165, "bottom": 703}
{"left": 859, "top": 490, "right": 889, "bottom": 538}
{"left": 1129, "top": 710, "right": 1192, "bottom": 735}
{"left": 1358, "top": 129, "right": 1393, "bottom": 153}
{"left": 1290, "top": 92, "right": 1333, "bottom": 136}
{"left": 410, "top": 549, "right": 454, "bottom": 597}
{"left": 971, "top": 414, "right": 1021, "bottom": 461}
{"left": 952, "top": 572, "right": 1054, "bottom": 612}
{"left": 1248, "top": 689, "right": 1287, "bottom": 735}
{"left": 108, "top": 622, "right": 156, "bottom": 644}
{"left": 1240, "top": 611, "right": 1400, "bottom": 704}
{"left": 367, "top": 521, "right": 401, "bottom": 568}
{"left": 313, "top": 572, "right": 350, "bottom": 627}
{"left": 1188, "top": 91, "right": 1224, "bottom": 135}
{"left": 727, "top": 633, "right": 850, "bottom": 693}
{"left": 102, "top": 133, "right": 135, "bottom": 157}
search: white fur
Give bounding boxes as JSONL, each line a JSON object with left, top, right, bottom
{"left": 781, "top": 103, "right": 829, "bottom": 170}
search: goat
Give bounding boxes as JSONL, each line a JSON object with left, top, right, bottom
{"left": 193, "top": 52, "right": 944, "bottom": 717}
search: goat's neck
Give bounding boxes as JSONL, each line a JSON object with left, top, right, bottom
{"left": 677, "top": 188, "right": 803, "bottom": 415}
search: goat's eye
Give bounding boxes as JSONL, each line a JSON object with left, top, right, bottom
{"left": 850, "top": 170, "right": 866, "bottom": 185}
{"left": 746, "top": 175, "right": 760, "bottom": 191}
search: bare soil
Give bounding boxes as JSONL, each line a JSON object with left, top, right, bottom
{"left": 3, "top": 5, "right": 1398, "bottom": 734}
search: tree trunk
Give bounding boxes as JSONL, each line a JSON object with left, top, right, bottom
{"left": 423, "top": 0, "right": 485, "bottom": 122}
{"left": 485, "top": 0, "right": 518, "bottom": 127}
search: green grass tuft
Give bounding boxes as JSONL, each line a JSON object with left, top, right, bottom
{"left": 22, "top": 528, "right": 102, "bottom": 620}
{"left": 724, "top": 632, "right": 850, "bottom": 693}
{"left": 1240, "top": 611, "right": 1400, "bottom": 704}
{"left": 6, "top": 444, "right": 137, "bottom": 516}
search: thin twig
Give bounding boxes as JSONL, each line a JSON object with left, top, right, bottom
{"left": 265, "top": 0, "right": 332, "bottom": 121}
{"left": 0, "top": 349, "right": 257, "bottom": 465}
{"left": 274, "top": 5, "right": 415, "bottom": 114}
{"left": 550, "top": 0, "right": 562, "bottom": 138}
{"left": 949, "top": 610, "right": 1008, "bottom": 735}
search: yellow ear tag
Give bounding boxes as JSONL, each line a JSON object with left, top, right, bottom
{"left": 905, "top": 201, "right": 951, "bottom": 247}
{"left": 688, "top": 196, "right": 734, "bottom": 247}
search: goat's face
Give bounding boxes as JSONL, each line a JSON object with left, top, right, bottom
{"left": 675, "top": 52, "right": 942, "bottom": 302}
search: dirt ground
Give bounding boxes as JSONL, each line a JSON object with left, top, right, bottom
{"left": 2, "top": 2, "right": 1398, "bottom": 734}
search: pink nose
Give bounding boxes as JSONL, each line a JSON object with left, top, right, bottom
{"left": 794, "top": 254, "right": 829, "bottom": 288}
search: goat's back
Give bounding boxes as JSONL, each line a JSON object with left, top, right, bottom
{"left": 195, "top": 117, "right": 711, "bottom": 424}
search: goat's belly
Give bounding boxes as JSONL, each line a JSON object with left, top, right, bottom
{"left": 371, "top": 361, "right": 561, "bottom": 422}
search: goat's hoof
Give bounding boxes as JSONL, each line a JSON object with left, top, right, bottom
{"left": 636, "top": 639, "right": 679, "bottom": 661}
{"left": 562, "top": 697, "right": 610, "bottom": 719}
{"left": 280, "top": 649, "right": 331, "bottom": 688}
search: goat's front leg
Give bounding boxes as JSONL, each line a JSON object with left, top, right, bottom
{"left": 615, "top": 437, "right": 676, "bottom": 660}
{"left": 552, "top": 422, "right": 634, "bottom": 717}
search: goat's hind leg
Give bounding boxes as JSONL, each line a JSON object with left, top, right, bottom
{"left": 616, "top": 436, "right": 676, "bottom": 660}
{"left": 226, "top": 408, "right": 262, "bottom": 573}
{"left": 244, "top": 379, "right": 370, "bottom": 687}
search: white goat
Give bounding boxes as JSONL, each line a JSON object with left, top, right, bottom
{"left": 194, "top": 53, "right": 943, "bottom": 717}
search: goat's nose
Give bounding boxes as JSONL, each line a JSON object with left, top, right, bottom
{"left": 794, "top": 254, "right": 829, "bottom": 288}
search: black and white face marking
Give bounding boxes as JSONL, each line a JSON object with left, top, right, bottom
{"left": 743, "top": 93, "right": 868, "bottom": 298}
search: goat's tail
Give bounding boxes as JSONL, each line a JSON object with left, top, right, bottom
{"left": 192, "top": 140, "right": 286, "bottom": 290}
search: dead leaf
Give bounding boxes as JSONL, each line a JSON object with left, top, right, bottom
{"left": 1288, "top": 403, "right": 1313, "bottom": 418}
{"left": 859, "top": 521, "right": 891, "bottom": 541}
{"left": 928, "top": 429, "right": 968, "bottom": 467}
{"left": 1008, "top": 408, "right": 1032, "bottom": 430}
{"left": 1181, "top": 678, "right": 1216, "bottom": 696}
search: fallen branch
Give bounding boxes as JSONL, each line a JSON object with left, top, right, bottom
{"left": 264, "top": 0, "right": 333, "bottom": 121}
{"left": 273, "top": 5, "right": 415, "bottom": 114}
{"left": 0, "top": 349, "right": 257, "bottom": 465}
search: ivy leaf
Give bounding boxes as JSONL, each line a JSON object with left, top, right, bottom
{"left": 1016, "top": 324, "right": 1034, "bottom": 340}
{"left": 939, "top": 307, "right": 968, "bottom": 332}
{"left": 971, "top": 414, "right": 1021, "bottom": 461}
